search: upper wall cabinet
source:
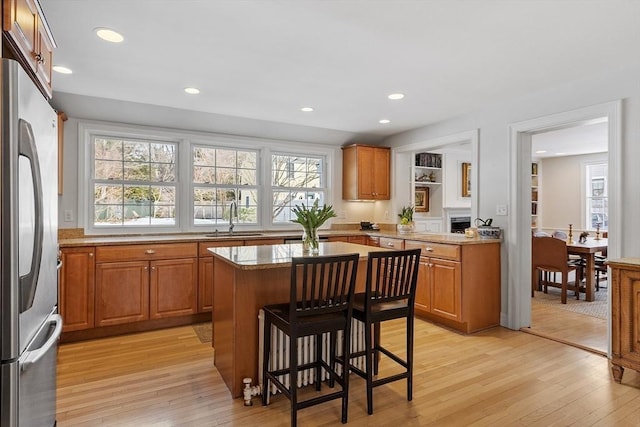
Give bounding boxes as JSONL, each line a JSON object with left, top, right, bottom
{"left": 342, "top": 144, "right": 391, "bottom": 200}
{"left": 2, "top": 0, "right": 56, "bottom": 98}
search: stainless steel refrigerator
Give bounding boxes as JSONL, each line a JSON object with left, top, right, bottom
{"left": 0, "top": 59, "right": 62, "bottom": 426}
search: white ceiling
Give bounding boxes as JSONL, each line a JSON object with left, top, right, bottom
{"left": 42, "top": 0, "right": 640, "bottom": 142}
{"left": 532, "top": 120, "right": 608, "bottom": 158}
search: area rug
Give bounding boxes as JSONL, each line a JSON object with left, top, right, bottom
{"left": 192, "top": 322, "right": 212, "bottom": 344}
{"left": 531, "top": 282, "right": 608, "bottom": 320}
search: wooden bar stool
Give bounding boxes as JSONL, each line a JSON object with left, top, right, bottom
{"left": 261, "top": 253, "right": 359, "bottom": 427}
{"left": 349, "top": 249, "right": 421, "bottom": 415}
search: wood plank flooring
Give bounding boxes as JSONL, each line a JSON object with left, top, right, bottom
{"left": 526, "top": 297, "right": 608, "bottom": 355}
{"left": 56, "top": 318, "right": 640, "bottom": 426}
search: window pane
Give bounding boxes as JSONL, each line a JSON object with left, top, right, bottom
{"left": 237, "top": 151, "right": 257, "bottom": 169}
{"left": 216, "top": 167, "right": 236, "bottom": 185}
{"left": 95, "top": 160, "right": 122, "bottom": 180}
{"left": 216, "top": 150, "right": 236, "bottom": 168}
{"left": 271, "top": 153, "right": 326, "bottom": 224}
{"left": 91, "top": 135, "right": 177, "bottom": 229}
{"left": 94, "top": 138, "right": 122, "bottom": 161}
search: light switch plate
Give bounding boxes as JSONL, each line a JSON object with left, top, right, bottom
{"left": 64, "top": 210, "right": 74, "bottom": 222}
{"left": 496, "top": 204, "right": 508, "bottom": 216}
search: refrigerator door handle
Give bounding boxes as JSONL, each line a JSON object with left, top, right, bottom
{"left": 19, "top": 314, "right": 62, "bottom": 372}
{"left": 17, "top": 118, "right": 44, "bottom": 312}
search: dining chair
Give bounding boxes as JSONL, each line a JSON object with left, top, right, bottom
{"left": 348, "top": 249, "right": 421, "bottom": 415}
{"left": 532, "top": 236, "right": 581, "bottom": 303}
{"left": 261, "top": 253, "right": 359, "bottom": 427}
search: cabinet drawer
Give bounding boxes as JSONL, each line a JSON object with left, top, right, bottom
{"left": 379, "top": 237, "right": 405, "bottom": 249}
{"left": 96, "top": 243, "right": 198, "bottom": 263}
{"left": 199, "top": 240, "right": 243, "bottom": 256}
{"left": 404, "top": 240, "right": 460, "bottom": 261}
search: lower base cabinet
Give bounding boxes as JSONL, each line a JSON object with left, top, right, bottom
{"left": 405, "top": 239, "right": 500, "bottom": 333}
{"left": 59, "top": 247, "right": 95, "bottom": 332}
{"left": 95, "top": 257, "right": 198, "bottom": 327}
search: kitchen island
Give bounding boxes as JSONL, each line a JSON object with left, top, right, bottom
{"left": 208, "top": 241, "right": 386, "bottom": 397}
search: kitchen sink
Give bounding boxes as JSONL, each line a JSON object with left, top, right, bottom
{"left": 204, "top": 231, "right": 264, "bottom": 237}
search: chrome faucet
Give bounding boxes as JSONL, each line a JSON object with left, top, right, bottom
{"left": 228, "top": 200, "right": 238, "bottom": 233}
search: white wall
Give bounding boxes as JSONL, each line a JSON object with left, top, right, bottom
{"left": 384, "top": 64, "right": 640, "bottom": 327}
{"left": 538, "top": 152, "right": 607, "bottom": 232}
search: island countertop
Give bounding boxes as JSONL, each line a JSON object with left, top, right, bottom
{"left": 208, "top": 241, "right": 389, "bottom": 270}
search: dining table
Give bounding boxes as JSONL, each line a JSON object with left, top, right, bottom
{"left": 566, "top": 237, "right": 608, "bottom": 302}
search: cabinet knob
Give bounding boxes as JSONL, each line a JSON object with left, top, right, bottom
{"left": 34, "top": 53, "right": 45, "bottom": 65}
{"left": 145, "top": 249, "right": 156, "bottom": 254}
{"left": 387, "top": 242, "right": 394, "bottom": 247}
{"left": 151, "top": 266, "right": 156, "bottom": 271}
{"left": 89, "top": 253, "right": 94, "bottom": 257}
{"left": 144, "top": 266, "right": 148, "bottom": 271}
{"left": 425, "top": 247, "right": 434, "bottom": 252}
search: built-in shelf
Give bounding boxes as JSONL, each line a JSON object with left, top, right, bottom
{"left": 531, "top": 162, "right": 539, "bottom": 228}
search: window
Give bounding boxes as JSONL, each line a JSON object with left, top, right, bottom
{"left": 192, "top": 146, "right": 258, "bottom": 225}
{"left": 92, "top": 136, "right": 177, "bottom": 228}
{"left": 271, "top": 154, "right": 326, "bottom": 224}
{"left": 79, "top": 122, "right": 335, "bottom": 234}
{"left": 585, "top": 162, "right": 608, "bottom": 230}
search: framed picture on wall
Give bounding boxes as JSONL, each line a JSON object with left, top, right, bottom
{"left": 462, "top": 162, "right": 471, "bottom": 197}
{"left": 415, "top": 186, "right": 429, "bottom": 212}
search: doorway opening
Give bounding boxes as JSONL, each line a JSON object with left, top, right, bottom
{"left": 527, "top": 120, "right": 609, "bottom": 355}
{"left": 507, "top": 101, "right": 621, "bottom": 357}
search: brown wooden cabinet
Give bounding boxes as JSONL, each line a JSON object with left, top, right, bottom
{"left": 95, "top": 243, "right": 198, "bottom": 326}
{"left": 2, "top": 0, "right": 55, "bottom": 97}
{"left": 405, "top": 239, "right": 500, "bottom": 333}
{"left": 342, "top": 144, "right": 390, "bottom": 200}
{"left": 59, "top": 247, "right": 95, "bottom": 332}
{"left": 198, "top": 240, "right": 243, "bottom": 313}
{"left": 95, "top": 260, "right": 149, "bottom": 327}
{"left": 609, "top": 258, "right": 640, "bottom": 383}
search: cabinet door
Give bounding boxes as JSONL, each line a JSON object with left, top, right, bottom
{"left": 430, "top": 258, "right": 462, "bottom": 321}
{"left": 95, "top": 261, "right": 149, "bottom": 326}
{"left": 372, "top": 147, "right": 390, "bottom": 199}
{"left": 59, "top": 247, "right": 95, "bottom": 332}
{"left": 198, "top": 257, "right": 214, "bottom": 312}
{"left": 3, "top": 0, "right": 38, "bottom": 73}
{"left": 35, "top": 14, "right": 53, "bottom": 93}
{"left": 414, "top": 257, "right": 431, "bottom": 316}
{"left": 150, "top": 258, "right": 198, "bottom": 319}
{"left": 356, "top": 146, "right": 376, "bottom": 199}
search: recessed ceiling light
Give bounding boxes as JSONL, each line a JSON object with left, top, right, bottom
{"left": 184, "top": 87, "right": 200, "bottom": 95}
{"left": 535, "top": 150, "right": 547, "bottom": 154}
{"left": 555, "top": 152, "right": 567, "bottom": 156}
{"left": 301, "top": 107, "right": 314, "bottom": 112}
{"left": 95, "top": 28, "right": 124, "bottom": 43}
{"left": 53, "top": 65, "right": 73, "bottom": 74}
{"left": 388, "top": 93, "right": 405, "bottom": 100}
{"left": 379, "top": 119, "right": 391, "bottom": 124}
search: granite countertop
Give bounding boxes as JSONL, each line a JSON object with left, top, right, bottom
{"left": 208, "top": 241, "right": 390, "bottom": 270}
{"left": 59, "top": 228, "right": 501, "bottom": 247}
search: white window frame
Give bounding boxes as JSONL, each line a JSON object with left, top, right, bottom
{"left": 78, "top": 121, "right": 337, "bottom": 235}
{"left": 583, "top": 161, "right": 608, "bottom": 231}
{"left": 270, "top": 151, "right": 329, "bottom": 225}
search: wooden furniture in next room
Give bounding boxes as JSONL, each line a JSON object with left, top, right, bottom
{"left": 608, "top": 258, "right": 640, "bottom": 383}
{"left": 531, "top": 236, "right": 581, "bottom": 304}
{"left": 567, "top": 238, "right": 608, "bottom": 302}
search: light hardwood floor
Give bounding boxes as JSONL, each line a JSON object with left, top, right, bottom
{"left": 56, "top": 319, "right": 640, "bottom": 426}
{"left": 526, "top": 298, "right": 608, "bottom": 355}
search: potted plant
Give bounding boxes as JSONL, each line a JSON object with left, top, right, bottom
{"left": 291, "top": 199, "right": 336, "bottom": 253}
{"left": 475, "top": 217, "right": 501, "bottom": 239}
{"left": 397, "top": 205, "right": 415, "bottom": 234}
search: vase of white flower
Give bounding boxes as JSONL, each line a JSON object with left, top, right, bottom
{"left": 291, "top": 199, "right": 336, "bottom": 254}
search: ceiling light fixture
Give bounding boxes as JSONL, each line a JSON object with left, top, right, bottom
{"left": 535, "top": 150, "right": 547, "bottom": 154}
{"left": 301, "top": 107, "right": 314, "bottom": 112}
{"left": 184, "top": 87, "right": 200, "bottom": 95}
{"left": 379, "top": 119, "right": 390, "bottom": 124}
{"left": 555, "top": 152, "right": 567, "bottom": 156}
{"left": 95, "top": 28, "right": 124, "bottom": 43}
{"left": 388, "top": 93, "right": 405, "bottom": 100}
{"left": 53, "top": 65, "right": 73, "bottom": 74}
